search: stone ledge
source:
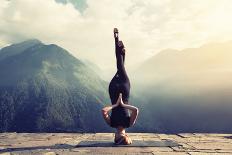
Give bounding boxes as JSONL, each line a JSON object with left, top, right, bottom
{"left": 0, "top": 133, "right": 232, "bottom": 154}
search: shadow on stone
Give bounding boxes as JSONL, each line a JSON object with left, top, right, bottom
{"left": 225, "top": 136, "right": 232, "bottom": 139}
{"left": 76, "top": 140, "right": 180, "bottom": 147}
{"left": 0, "top": 144, "right": 74, "bottom": 153}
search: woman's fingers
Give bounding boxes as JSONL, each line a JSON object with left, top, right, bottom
{"left": 115, "top": 93, "right": 122, "bottom": 106}
{"left": 117, "top": 93, "right": 121, "bottom": 101}
{"left": 120, "top": 95, "right": 123, "bottom": 103}
{"left": 117, "top": 93, "right": 122, "bottom": 101}
{"left": 119, "top": 93, "right": 124, "bottom": 106}
{"left": 116, "top": 93, "right": 123, "bottom": 106}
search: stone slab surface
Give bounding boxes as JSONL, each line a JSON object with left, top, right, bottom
{"left": 0, "top": 133, "right": 232, "bottom": 154}
{"left": 77, "top": 140, "right": 179, "bottom": 147}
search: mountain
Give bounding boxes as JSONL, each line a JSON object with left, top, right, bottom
{"left": 130, "top": 41, "right": 232, "bottom": 133}
{"left": 133, "top": 41, "right": 232, "bottom": 92}
{"left": 0, "top": 39, "right": 109, "bottom": 132}
{"left": 0, "top": 39, "right": 42, "bottom": 61}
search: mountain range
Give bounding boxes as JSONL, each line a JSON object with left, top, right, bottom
{"left": 131, "top": 41, "right": 232, "bottom": 133}
{"left": 1, "top": 39, "right": 232, "bottom": 133}
{"left": 0, "top": 39, "right": 109, "bottom": 132}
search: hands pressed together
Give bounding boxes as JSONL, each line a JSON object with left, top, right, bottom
{"left": 112, "top": 93, "right": 124, "bottom": 108}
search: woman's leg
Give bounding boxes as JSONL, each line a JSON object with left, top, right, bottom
{"left": 114, "top": 28, "right": 125, "bottom": 67}
{"left": 116, "top": 41, "right": 128, "bottom": 80}
{"left": 114, "top": 28, "right": 119, "bottom": 60}
{"left": 114, "top": 30, "right": 130, "bottom": 102}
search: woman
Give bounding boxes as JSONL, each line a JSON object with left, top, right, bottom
{"left": 101, "top": 28, "right": 139, "bottom": 145}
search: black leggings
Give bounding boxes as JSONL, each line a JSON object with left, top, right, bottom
{"left": 108, "top": 37, "right": 131, "bottom": 128}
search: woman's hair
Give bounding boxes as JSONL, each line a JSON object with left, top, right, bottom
{"left": 114, "top": 135, "right": 132, "bottom": 145}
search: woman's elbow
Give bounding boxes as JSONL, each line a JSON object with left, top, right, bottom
{"left": 134, "top": 107, "right": 139, "bottom": 115}
{"left": 101, "top": 108, "right": 108, "bottom": 115}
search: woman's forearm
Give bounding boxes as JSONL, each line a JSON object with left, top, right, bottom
{"left": 102, "top": 104, "right": 116, "bottom": 126}
{"left": 121, "top": 104, "right": 138, "bottom": 112}
{"left": 117, "top": 93, "right": 138, "bottom": 112}
{"left": 102, "top": 106, "right": 113, "bottom": 113}
{"left": 102, "top": 104, "right": 118, "bottom": 113}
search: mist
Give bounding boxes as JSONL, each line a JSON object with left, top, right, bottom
{"left": 127, "top": 41, "right": 232, "bottom": 133}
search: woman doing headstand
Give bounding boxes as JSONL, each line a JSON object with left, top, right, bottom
{"left": 101, "top": 28, "right": 139, "bottom": 145}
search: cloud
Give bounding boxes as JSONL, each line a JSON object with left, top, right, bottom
{"left": 1, "top": 0, "right": 232, "bottom": 80}
{"left": 55, "top": 0, "right": 87, "bottom": 12}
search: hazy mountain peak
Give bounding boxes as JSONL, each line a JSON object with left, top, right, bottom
{"left": 154, "top": 48, "right": 180, "bottom": 57}
{"left": 0, "top": 39, "right": 43, "bottom": 61}
{"left": 20, "top": 39, "right": 42, "bottom": 45}
{"left": 133, "top": 40, "right": 232, "bottom": 90}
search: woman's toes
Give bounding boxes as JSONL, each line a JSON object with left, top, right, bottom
{"left": 114, "top": 28, "right": 118, "bottom": 33}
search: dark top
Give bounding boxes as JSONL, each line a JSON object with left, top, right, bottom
{"left": 110, "top": 106, "right": 130, "bottom": 128}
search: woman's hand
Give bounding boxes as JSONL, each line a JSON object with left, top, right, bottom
{"left": 112, "top": 93, "right": 123, "bottom": 108}
{"left": 112, "top": 102, "right": 119, "bottom": 109}
{"left": 112, "top": 93, "right": 121, "bottom": 108}
{"left": 118, "top": 93, "right": 125, "bottom": 107}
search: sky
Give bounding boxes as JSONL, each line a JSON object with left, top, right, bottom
{"left": 1, "top": 0, "right": 232, "bottom": 80}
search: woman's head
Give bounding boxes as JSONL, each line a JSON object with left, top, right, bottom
{"left": 114, "top": 126, "right": 132, "bottom": 145}
{"left": 114, "top": 134, "right": 132, "bottom": 145}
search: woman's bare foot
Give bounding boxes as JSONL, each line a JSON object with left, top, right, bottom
{"left": 114, "top": 28, "right": 119, "bottom": 38}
